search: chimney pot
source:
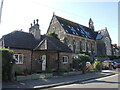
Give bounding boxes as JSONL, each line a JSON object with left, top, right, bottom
{"left": 36, "top": 19, "right": 39, "bottom": 24}
{"left": 33, "top": 20, "right": 35, "bottom": 25}
{"left": 31, "top": 23, "right": 32, "bottom": 27}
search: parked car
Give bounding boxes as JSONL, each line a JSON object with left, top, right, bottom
{"left": 111, "top": 61, "right": 117, "bottom": 69}
{"left": 102, "top": 60, "right": 112, "bottom": 70}
{"left": 113, "top": 60, "right": 120, "bottom": 68}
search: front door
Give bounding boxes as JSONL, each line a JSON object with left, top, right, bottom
{"left": 42, "top": 55, "right": 46, "bottom": 71}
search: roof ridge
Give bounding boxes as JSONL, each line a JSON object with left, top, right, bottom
{"left": 97, "top": 29, "right": 106, "bottom": 32}
{"left": 3, "top": 30, "right": 32, "bottom": 37}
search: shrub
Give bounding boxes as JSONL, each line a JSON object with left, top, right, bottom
{"left": 15, "top": 67, "right": 23, "bottom": 75}
{"left": 108, "top": 55, "right": 120, "bottom": 60}
{"left": 93, "top": 59, "right": 101, "bottom": 71}
{"left": 86, "top": 65, "right": 94, "bottom": 71}
{"left": 59, "top": 68, "right": 69, "bottom": 72}
{"left": 2, "top": 50, "right": 14, "bottom": 81}
{"left": 73, "top": 55, "right": 91, "bottom": 74}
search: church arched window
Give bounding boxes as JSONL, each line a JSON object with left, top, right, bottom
{"left": 73, "top": 40, "right": 76, "bottom": 53}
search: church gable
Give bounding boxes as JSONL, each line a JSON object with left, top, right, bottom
{"left": 96, "top": 28, "right": 112, "bottom": 56}
{"left": 97, "top": 28, "right": 111, "bottom": 42}
{"left": 47, "top": 15, "right": 66, "bottom": 40}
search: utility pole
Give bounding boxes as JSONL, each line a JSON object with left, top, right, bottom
{"left": 0, "top": 0, "right": 3, "bottom": 23}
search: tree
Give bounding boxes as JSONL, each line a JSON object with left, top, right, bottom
{"left": 48, "top": 31, "right": 60, "bottom": 40}
{"left": 73, "top": 55, "right": 91, "bottom": 74}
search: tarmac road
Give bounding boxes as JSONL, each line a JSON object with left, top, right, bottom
{"left": 52, "top": 74, "right": 119, "bottom": 88}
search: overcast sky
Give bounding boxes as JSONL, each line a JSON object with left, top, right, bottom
{"left": 0, "top": 0, "right": 119, "bottom": 45}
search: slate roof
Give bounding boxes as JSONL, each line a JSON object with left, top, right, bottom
{"left": 34, "top": 36, "right": 72, "bottom": 52}
{"left": 1, "top": 31, "right": 72, "bottom": 52}
{"left": 96, "top": 33, "right": 103, "bottom": 40}
{"left": 95, "top": 28, "right": 110, "bottom": 40}
{"left": 2, "top": 31, "right": 40, "bottom": 49}
{"left": 55, "top": 15, "right": 97, "bottom": 40}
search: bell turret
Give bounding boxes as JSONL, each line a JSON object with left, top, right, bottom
{"left": 89, "top": 18, "right": 94, "bottom": 31}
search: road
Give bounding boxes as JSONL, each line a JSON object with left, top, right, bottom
{"left": 50, "top": 70, "right": 120, "bottom": 88}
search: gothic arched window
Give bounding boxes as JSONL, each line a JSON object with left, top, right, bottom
{"left": 73, "top": 40, "right": 76, "bottom": 53}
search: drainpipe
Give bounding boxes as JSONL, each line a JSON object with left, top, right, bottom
{"left": 31, "top": 50, "right": 33, "bottom": 74}
{"left": 57, "top": 51, "right": 60, "bottom": 74}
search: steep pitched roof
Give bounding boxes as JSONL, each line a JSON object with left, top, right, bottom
{"left": 2, "top": 31, "right": 40, "bottom": 50}
{"left": 55, "top": 15, "right": 97, "bottom": 40}
{"left": 34, "top": 36, "right": 72, "bottom": 52}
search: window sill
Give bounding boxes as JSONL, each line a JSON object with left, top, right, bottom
{"left": 63, "top": 62, "right": 68, "bottom": 64}
{"left": 16, "top": 63, "right": 23, "bottom": 64}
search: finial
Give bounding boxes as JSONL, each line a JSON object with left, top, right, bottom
{"left": 33, "top": 20, "right": 35, "bottom": 25}
{"left": 36, "top": 19, "right": 39, "bottom": 24}
{"left": 53, "top": 12, "right": 55, "bottom": 15}
{"left": 105, "top": 27, "right": 107, "bottom": 30}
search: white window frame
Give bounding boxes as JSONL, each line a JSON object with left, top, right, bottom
{"left": 63, "top": 56, "right": 68, "bottom": 64}
{"left": 13, "top": 54, "right": 24, "bottom": 64}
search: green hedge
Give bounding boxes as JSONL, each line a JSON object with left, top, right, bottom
{"left": 2, "top": 50, "right": 14, "bottom": 81}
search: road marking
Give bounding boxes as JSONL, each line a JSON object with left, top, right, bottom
{"left": 80, "top": 74, "right": 118, "bottom": 84}
{"left": 53, "top": 74, "right": 119, "bottom": 88}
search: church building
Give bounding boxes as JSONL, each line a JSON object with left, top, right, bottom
{"left": 47, "top": 14, "right": 112, "bottom": 57}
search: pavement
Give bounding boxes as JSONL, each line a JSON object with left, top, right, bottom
{"left": 2, "top": 70, "right": 118, "bottom": 89}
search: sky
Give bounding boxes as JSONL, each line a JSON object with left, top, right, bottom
{"left": 0, "top": 0, "right": 119, "bottom": 45}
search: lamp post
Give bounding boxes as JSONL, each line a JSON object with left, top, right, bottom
{"left": 0, "top": 0, "right": 3, "bottom": 23}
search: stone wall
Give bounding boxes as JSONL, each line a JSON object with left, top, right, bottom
{"left": 12, "top": 49, "right": 32, "bottom": 71}
{"left": 47, "top": 16, "right": 66, "bottom": 40}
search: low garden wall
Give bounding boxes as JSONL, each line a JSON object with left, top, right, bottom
{"left": 15, "top": 70, "right": 98, "bottom": 81}
{"left": 16, "top": 73, "right": 53, "bottom": 81}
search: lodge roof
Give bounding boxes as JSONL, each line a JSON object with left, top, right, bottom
{"left": 34, "top": 36, "right": 72, "bottom": 52}
{"left": 2, "top": 31, "right": 40, "bottom": 50}
{"left": 1, "top": 31, "right": 72, "bottom": 52}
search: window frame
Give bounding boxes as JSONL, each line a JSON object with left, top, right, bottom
{"left": 62, "top": 56, "right": 69, "bottom": 64}
{"left": 13, "top": 54, "right": 24, "bottom": 64}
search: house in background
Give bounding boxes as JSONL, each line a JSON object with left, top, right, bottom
{"left": 47, "top": 14, "right": 112, "bottom": 58}
{"left": 0, "top": 19, "right": 72, "bottom": 72}
{"left": 112, "top": 44, "right": 120, "bottom": 56}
